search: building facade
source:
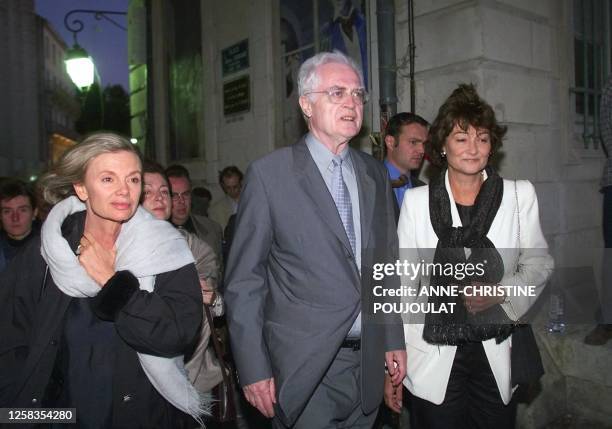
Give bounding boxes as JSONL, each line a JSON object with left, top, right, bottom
{"left": 0, "top": 0, "right": 78, "bottom": 180}
{"left": 41, "top": 18, "right": 80, "bottom": 165}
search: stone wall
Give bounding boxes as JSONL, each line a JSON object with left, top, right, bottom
{"left": 393, "top": 0, "right": 604, "bottom": 288}
{"left": 183, "top": 0, "right": 278, "bottom": 198}
{"left": 0, "top": 0, "right": 42, "bottom": 178}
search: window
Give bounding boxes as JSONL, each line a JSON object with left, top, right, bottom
{"left": 571, "top": 0, "right": 612, "bottom": 149}
{"left": 279, "top": 0, "right": 368, "bottom": 145}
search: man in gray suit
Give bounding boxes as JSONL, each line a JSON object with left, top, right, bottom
{"left": 225, "top": 51, "right": 406, "bottom": 428}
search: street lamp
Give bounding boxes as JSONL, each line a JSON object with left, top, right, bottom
{"left": 65, "top": 44, "right": 94, "bottom": 89}
{"left": 63, "top": 9, "right": 127, "bottom": 90}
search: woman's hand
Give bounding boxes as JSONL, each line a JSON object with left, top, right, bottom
{"left": 78, "top": 232, "right": 117, "bottom": 286}
{"left": 462, "top": 282, "right": 505, "bottom": 314}
{"left": 200, "top": 278, "right": 216, "bottom": 305}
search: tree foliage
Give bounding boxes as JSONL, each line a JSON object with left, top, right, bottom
{"left": 75, "top": 84, "right": 131, "bottom": 136}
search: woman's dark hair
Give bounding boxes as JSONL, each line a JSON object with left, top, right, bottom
{"left": 143, "top": 159, "right": 168, "bottom": 179}
{"left": 427, "top": 83, "right": 507, "bottom": 167}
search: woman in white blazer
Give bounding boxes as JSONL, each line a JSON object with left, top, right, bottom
{"left": 385, "top": 84, "right": 554, "bottom": 428}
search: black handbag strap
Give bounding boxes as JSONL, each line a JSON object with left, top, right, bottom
{"left": 203, "top": 305, "right": 232, "bottom": 388}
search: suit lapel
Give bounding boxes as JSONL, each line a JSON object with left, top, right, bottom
{"left": 351, "top": 149, "right": 375, "bottom": 250}
{"left": 292, "top": 140, "right": 355, "bottom": 259}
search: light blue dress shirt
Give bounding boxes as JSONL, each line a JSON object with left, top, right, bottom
{"left": 306, "top": 134, "right": 362, "bottom": 338}
{"left": 384, "top": 159, "right": 413, "bottom": 208}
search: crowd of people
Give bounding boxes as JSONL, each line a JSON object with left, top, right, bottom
{"left": 0, "top": 49, "right": 564, "bottom": 429}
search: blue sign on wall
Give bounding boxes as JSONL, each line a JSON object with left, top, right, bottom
{"left": 222, "top": 39, "right": 249, "bottom": 76}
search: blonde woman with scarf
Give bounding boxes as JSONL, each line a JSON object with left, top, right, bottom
{"left": 0, "top": 133, "right": 209, "bottom": 428}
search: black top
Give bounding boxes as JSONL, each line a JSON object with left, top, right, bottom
{"left": 456, "top": 203, "right": 474, "bottom": 226}
{"left": 53, "top": 299, "right": 116, "bottom": 428}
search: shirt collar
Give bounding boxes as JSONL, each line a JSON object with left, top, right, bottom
{"left": 384, "top": 159, "right": 402, "bottom": 180}
{"left": 384, "top": 159, "right": 412, "bottom": 187}
{"left": 306, "top": 133, "right": 353, "bottom": 172}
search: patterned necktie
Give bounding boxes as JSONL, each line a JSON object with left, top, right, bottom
{"left": 331, "top": 156, "right": 356, "bottom": 255}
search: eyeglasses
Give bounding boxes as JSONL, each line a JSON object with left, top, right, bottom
{"left": 171, "top": 190, "right": 192, "bottom": 201}
{"left": 143, "top": 189, "right": 170, "bottom": 199}
{"left": 304, "top": 86, "right": 369, "bottom": 105}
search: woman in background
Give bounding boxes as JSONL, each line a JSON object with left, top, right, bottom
{"left": 140, "top": 160, "right": 224, "bottom": 394}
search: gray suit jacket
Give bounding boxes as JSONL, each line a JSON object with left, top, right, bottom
{"left": 225, "top": 138, "right": 404, "bottom": 426}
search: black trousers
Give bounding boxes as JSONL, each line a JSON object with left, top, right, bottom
{"left": 407, "top": 342, "right": 516, "bottom": 429}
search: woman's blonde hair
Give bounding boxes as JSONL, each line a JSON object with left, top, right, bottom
{"left": 39, "top": 132, "right": 142, "bottom": 205}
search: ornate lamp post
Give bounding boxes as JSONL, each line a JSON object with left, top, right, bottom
{"left": 63, "top": 9, "right": 127, "bottom": 89}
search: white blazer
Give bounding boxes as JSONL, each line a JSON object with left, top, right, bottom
{"left": 397, "top": 172, "right": 554, "bottom": 405}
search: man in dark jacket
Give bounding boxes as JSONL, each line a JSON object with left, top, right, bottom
{"left": 165, "top": 165, "right": 224, "bottom": 261}
{"left": 383, "top": 112, "right": 429, "bottom": 219}
{"left": 0, "top": 180, "right": 39, "bottom": 272}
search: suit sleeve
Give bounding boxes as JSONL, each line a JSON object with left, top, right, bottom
{"left": 224, "top": 162, "right": 274, "bottom": 386}
{"left": 499, "top": 180, "right": 554, "bottom": 320}
{"left": 382, "top": 171, "right": 406, "bottom": 351}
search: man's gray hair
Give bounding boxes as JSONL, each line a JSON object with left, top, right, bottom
{"left": 297, "top": 51, "right": 364, "bottom": 97}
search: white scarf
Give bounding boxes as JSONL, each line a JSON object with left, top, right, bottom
{"left": 40, "top": 196, "right": 210, "bottom": 423}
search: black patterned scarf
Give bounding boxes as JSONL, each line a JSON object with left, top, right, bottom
{"left": 422, "top": 166, "right": 514, "bottom": 345}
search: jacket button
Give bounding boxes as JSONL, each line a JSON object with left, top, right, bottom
{"left": 31, "top": 398, "right": 37, "bottom": 404}
{"left": 122, "top": 394, "right": 132, "bottom": 402}
{"left": 50, "top": 340, "right": 57, "bottom": 346}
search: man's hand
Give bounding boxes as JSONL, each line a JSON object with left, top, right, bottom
{"left": 385, "top": 349, "right": 407, "bottom": 386}
{"left": 243, "top": 378, "right": 276, "bottom": 418}
{"left": 383, "top": 373, "right": 403, "bottom": 413}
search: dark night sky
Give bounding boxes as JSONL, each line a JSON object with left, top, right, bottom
{"left": 35, "top": 0, "right": 129, "bottom": 90}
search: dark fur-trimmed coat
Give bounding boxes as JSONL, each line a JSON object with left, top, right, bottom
{"left": 0, "top": 212, "right": 202, "bottom": 428}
